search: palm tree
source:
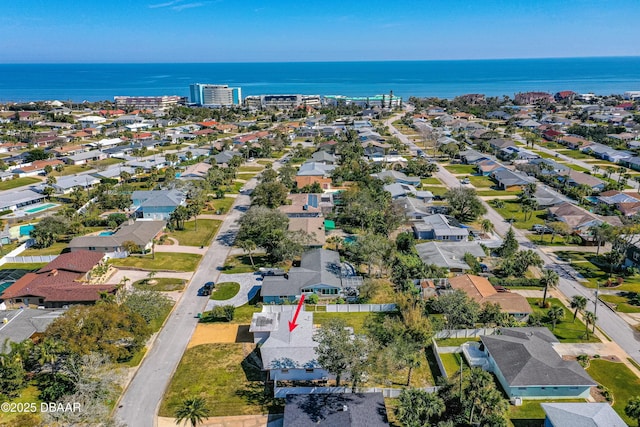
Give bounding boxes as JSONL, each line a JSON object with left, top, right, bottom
{"left": 625, "top": 396, "right": 640, "bottom": 427}
{"left": 570, "top": 295, "right": 587, "bottom": 322}
{"left": 635, "top": 176, "right": 640, "bottom": 193}
{"left": 326, "top": 235, "right": 343, "bottom": 251}
{"left": 547, "top": 305, "right": 565, "bottom": 330}
{"left": 174, "top": 397, "right": 209, "bottom": 427}
{"left": 589, "top": 223, "right": 612, "bottom": 256}
{"left": 480, "top": 219, "right": 494, "bottom": 237}
{"left": 592, "top": 164, "right": 600, "bottom": 176}
{"left": 540, "top": 269, "right": 559, "bottom": 307}
{"left": 583, "top": 311, "right": 596, "bottom": 340}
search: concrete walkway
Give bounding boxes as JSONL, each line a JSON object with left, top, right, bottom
{"left": 154, "top": 244, "right": 207, "bottom": 255}
{"left": 109, "top": 268, "right": 194, "bottom": 286}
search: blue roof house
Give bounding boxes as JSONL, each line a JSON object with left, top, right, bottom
{"left": 131, "top": 190, "right": 186, "bottom": 220}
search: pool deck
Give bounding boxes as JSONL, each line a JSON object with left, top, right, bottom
{"left": 4, "top": 203, "right": 59, "bottom": 219}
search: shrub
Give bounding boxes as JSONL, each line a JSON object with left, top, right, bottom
{"left": 488, "top": 277, "right": 541, "bottom": 287}
{"left": 305, "top": 293, "right": 319, "bottom": 305}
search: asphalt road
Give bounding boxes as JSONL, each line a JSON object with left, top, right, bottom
{"left": 114, "top": 160, "right": 279, "bottom": 427}
{"left": 387, "top": 113, "right": 640, "bottom": 365}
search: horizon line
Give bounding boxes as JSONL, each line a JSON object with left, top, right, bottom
{"left": 2, "top": 55, "right": 640, "bottom": 65}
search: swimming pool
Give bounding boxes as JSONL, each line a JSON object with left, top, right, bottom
{"left": 98, "top": 231, "right": 115, "bottom": 236}
{"left": 19, "top": 224, "right": 35, "bottom": 236}
{"left": 24, "top": 203, "right": 57, "bottom": 214}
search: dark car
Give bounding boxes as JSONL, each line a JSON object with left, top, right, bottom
{"left": 198, "top": 282, "right": 215, "bottom": 296}
{"left": 259, "top": 268, "right": 286, "bottom": 277}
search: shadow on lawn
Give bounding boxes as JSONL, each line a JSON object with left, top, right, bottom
{"left": 510, "top": 419, "right": 544, "bottom": 427}
{"left": 235, "top": 346, "right": 285, "bottom": 414}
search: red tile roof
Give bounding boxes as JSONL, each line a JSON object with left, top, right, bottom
{"left": 39, "top": 250, "right": 105, "bottom": 274}
{"left": 199, "top": 120, "right": 218, "bottom": 127}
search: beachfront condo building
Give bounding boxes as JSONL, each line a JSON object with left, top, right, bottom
{"left": 244, "top": 94, "right": 322, "bottom": 109}
{"left": 114, "top": 96, "right": 183, "bottom": 110}
{"left": 189, "top": 84, "right": 242, "bottom": 106}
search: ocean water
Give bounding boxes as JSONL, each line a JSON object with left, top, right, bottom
{"left": 1, "top": 57, "right": 639, "bottom": 102}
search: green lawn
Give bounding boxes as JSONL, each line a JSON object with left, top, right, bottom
{"left": 562, "top": 163, "right": 591, "bottom": 173}
{"left": 0, "top": 262, "right": 47, "bottom": 271}
{"left": 587, "top": 359, "right": 640, "bottom": 425}
{"left": 436, "top": 337, "right": 480, "bottom": 347}
{"left": 527, "top": 298, "right": 600, "bottom": 343}
{"left": 422, "top": 186, "right": 449, "bottom": 197}
{"left": 133, "top": 277, "right": 186, "bottom": 292}
{"left": 237, "top": 172, "right": 260, "bottom": 181}
{"left": 206, "top": 197, "right": 235, "bottom": 214}
{"left": 467, "top": 175, "right": 495, "bottom": 188}
{"left": 444, "top": 164, "right": 477, "bottom": 175}
{"left": 0, "top": 385, "right": 43, "bottom": 426}
{"left": 237, "top": 166, "right": 264, "bottom": 172}
{"left": 556, "top": 149, "right": 594, "bottom": 160}
{"left": 438, "top": 352, "right": 467, "bottom": 377}
{"left": 599, "top": 294, "right": 640, "bottom": 313}
{"left": 159, "top": 344, "right": 283, "bottom": 417}
{"left": 221, "top": 254, "right": 280, "bottom": 274}
{"left": 20, "top": 241, "right": 69, "bottom": 256}
{"left": 508, "top": 399, "right": 586, "bottom": 427}
{"left": 93, "top": 157, "right": 125, "bottom": 167}
{"left": 556, "top": 251, "right": 640, "bottom": 292}
{"left": 225, "top": 181, "right": 245, "bottom": 194}
{"left": 256, "top": 160, "right": 273, "bottom": 166}
{"left": 110, "top": 253, "right": 202, "bottom": 271}
{"left": 491, "top": 199, "right": 546, "bottom": 230}
{"left": 313, "top": 312, "right": 378, "bottom": 334}
{"left": 54, "top": 163, "right": 92, "bottom": 176}
{"left": 166, "top": 219, "right": 221, "bottom": 246}
{"left": 420, "top": 176, "right": 443, "bottom": 186}
{"left": 210, "top": 282, "right": 240, "bottom": 300}
{"left": 526, "top": 233, "right": 572, "bottom": 246}
{"left": 0, "top": 177, "right": 40, "bottom": 191}
{"left": 477, "top": 190, "right": 516, "bottom": 197}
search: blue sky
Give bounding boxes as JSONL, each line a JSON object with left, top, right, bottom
{"left": 1, "top": 0, "right": 639, "bottom": 63}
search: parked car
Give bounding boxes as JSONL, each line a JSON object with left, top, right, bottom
{"left": 259, "top": 267, "right": 286, "bottom": 277}
{"left": 460, "top": 178, "right": 470, "bottom": 184}
{"left": 532, "top": 224, "right": 553, "bottom": 234}
{"left": 198, "top": 282, "right": 215, "bottom": 296}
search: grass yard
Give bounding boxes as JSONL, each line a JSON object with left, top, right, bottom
{"left": 444, "top": 164, "right": 477, "bottom": 175}
{"left": 438, "top": 352, "right": 467, "bottom": 377}
{"left": 256, "top": 160, "right": 273, "bottom": 166}
{"left": 133, "top": 277, "right": 186, "bottom": 292}
{"left": 477, "top": 189, "right": 516, "bottom": 197}
{"left": 0, "top": 176, "right": 40, "bottom": 191}
{"left": 435, "top": 337, "right": 480, "bottom": 347}
{"left": 555, "top": 251, "right": 640, "bottom": 292}
{"left": 420, "top": 176, "right": 443, "bottom": 186}
{"left": 313, "top": 312, "right": 378, "bottom": 334}
{"left": 508, "top": 399, "right": 585, "bottom": 427}
{"left": 237, "top": 172, "right": 260, "bottom": 181}
{"left": 54, "top": 163, "right": 91, "bottom": 176}
{"left": 527, "top": 298, "right": 600, "bottom": 343}
{"left": 166, "top": 219, "right": 221, "bottom": 247}
{"left": 159, "top": 343, "right": 283, "bottom": 417}
{"left": 491, "top": 199, "right": 546, "bottom": 230}
{"left": 225, "top": 181, "right": 245, "bottom": 194}
{"left": 526, "top": 233, "right": 572, "bottom": 246}
{"left": 562, "top": 162, "right": 591, "bottom": 173}
{"left": 587, "top": 359, "right": 640, "bottom": 425}
{"left": 210, "top": 282, "right": 240, "bottom": 300}
{"left": 599, "top": 294, "right": 640, "bottom": 313}
{"left": 221, "top": 254, "right": 282, "bottom": 274}
{"left": 206, "top": 196, "right": 235, "bottom": 214}
{"left": 0, "top": 262, "right": 47, "bottom": 271}
{"left": 110, "top": 253, "right": 202, "bottom": 271}
{"left": 237, "top": 166, "right": 264, "bottom": 172}
{"left": 93, "top": 157, "right": 125, "bottom": 167}
{"left": 556, "top": 149, "right": 594, "bottom": 160}
{"left": 466, "top": 175, "right": 495, "bottom": 188}
{"left": 20, "top": 241, "right": 69, "bottom": 256}
{"left": 0, "top": 385, "right": 42, "bottom": 426}
{"left": 422, "top": 186, "right": 449, "bottom": 197}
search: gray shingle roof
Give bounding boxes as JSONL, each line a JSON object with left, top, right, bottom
{"left": 284, "top": 393, "right": 389, "bottom": 427}
{"left": 481, "top": 328, "right": 596, "bottom": 387}
{"left": 0, "top": 309, "right": 65, "bottom": 351}
{"left": 132, "top": 190, "right": 185, "bottom": 208}
{"left": 415, "top": 241, "right": 485, "bottom": 270}
{"left": 297, "top": 162, "right": 335, "bottom": 176}
{"left": 541, "top": 403, "right": 628, "bottom": 427}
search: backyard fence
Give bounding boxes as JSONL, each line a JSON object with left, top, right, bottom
{"left": 435, "top": 328, "right": 498, "bottom": 339}
{"left": 431, "top": 339, "right": 449, "bottom": 379}
{"left": 0, "top": 242, "right": 29, "bottom": 266}
{"left": 3, "top": 255, "right": 58, "bottom": 264}
{"left": 274, "top": 386, "right": 438, "bottom": 398}
{"left": 325, "top": 304, "right": 397, "bottom": 313}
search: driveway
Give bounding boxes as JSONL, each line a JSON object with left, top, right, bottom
{"left": 205, "top": 272, "right": 262, "bottom": 310}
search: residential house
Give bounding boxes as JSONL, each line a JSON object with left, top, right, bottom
{"left": 68, "top": 220, "right": 165, "bottom": 254}
{"left": 49, "top": 145, "right": 87, "bottom": 157}
{"left": 558, "top": 135, "right": 592, "bottom": 150}
{"left": 250, "top": 307, "right": 328, "bottom": 381}
{"left": 261, "top": 249, "right": 361, "bottom": 304}
{"left": 541, "top": 403, "right": 627, "bottom": 427}
{"left": 131, "top": 190, "right": 186, "bottom": 220}
{"left": 77, "top": 115, "right": 106, "bottom": 128}
{"left": 624, "top": 156, "right": 640, "bottom": 172}
{"left": 557, "top": 169, "right": 605, "bottom": 192}
{"left": 542, "top": 129, "right": 563, "bottom": 141}
{"left": 447, "top": 275, "right": 532, "bottom": 319}
{"left": 529, "top": 158, "right": 570, "bottom": 175}
{"left": 415, "top": 241, "right": 486, "bottom": 272}
{"left": 371, "top": 170, "right": 420, "bottom": 186}
{"left": 211, "top": 150, "right": 242, "bottom": 166}
{"left": 460, "top": 149, "right": 490, "bottom": 164}
{"left": 288, "top": 217, "right": 326, "bottom": 248}
{"left": 278, "top": 193, "right": 333, "bottom": 217}
{"left": 310, "top": 151, "right": 337, "bottom": 164}
{"left": 284, "top": 393, "right": 389, "bottom": 427}
{"left": 0, "top": 189, "right": 45, "bottom": 212}
{"left": 488, "top": 138, "right": 516, "bottom": 152}
{"left": 11, "top": 159, "right": 64, "bottom": 177}
{"left": 0, "top": 309, "right": 65, "bottom": 352}
{"left": 126, "top": 157, "right": 168, "bottom": 171}
{"left": 491, "top": 168, "right": 533, "bottom": 191}
{"left": 476, "top": 159, "right": 505, "bottom": 176}
{"left": 52, "top": 173, "right": 100, "bottom": 194}
{"left": 383, "top": 183, "right": 433, "bottom": 201}
{"left": 179, "top": 162, "right": 211, "bottom": 180}
{"left": 393, "top": 196, "right": 434, "bottom": 220}
{"left": 92, "top": 166, "right": 137, "bottom": 182}
{"left": 548, "top": 202, "right": 622, "bottom": 239}
{"left": 0, "top": 251, "right": 117, "bottom": 308}
{"left": 470, "top": 328, "right": 596, "bottom": 399}
{"left": 514, "top": 92, "right": 554, "bottom": 105}
{"left": 596, "top": 190, "right": 640, "bottom": 216}
{"left": 295, "top": 162, "right": 335, "bottom": 190}
{"left": 534, "top": 186, "right": 574, "bottom": 208}
{"left": 412, "top": 214, "right": 468, "bottom": 241}
{"left": 486, "top": 111, "right": 512, "bottom": 120}
{"left": 516, "top": 119, "right": 542, "bottom": 129}
{"left": 65, "top": 150, "right": 108, "bottom": 165}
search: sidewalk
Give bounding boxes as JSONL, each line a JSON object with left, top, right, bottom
{"left": 158, "top": 414, "right": 283, "bottom": 427}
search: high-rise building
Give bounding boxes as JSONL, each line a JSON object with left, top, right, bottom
{"left": 114, "top": 95, "right": 183, "bottom": 110}
{"left": 189, "top": 84, "right": 242, "bottom": 106}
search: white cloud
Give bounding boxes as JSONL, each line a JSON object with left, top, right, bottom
{"left": 172, "top": 2, "right": 206, "bottom": 11}
{"left": 149, "top": 0, "right": 183, "bottom": 9}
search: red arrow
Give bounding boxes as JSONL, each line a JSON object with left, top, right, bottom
{"left": 288, "top": 294, "right": 306, "bottom": 332}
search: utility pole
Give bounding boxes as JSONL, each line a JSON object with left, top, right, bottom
{"left": 593, "top": 282, "right": 600, "bottom": 333}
